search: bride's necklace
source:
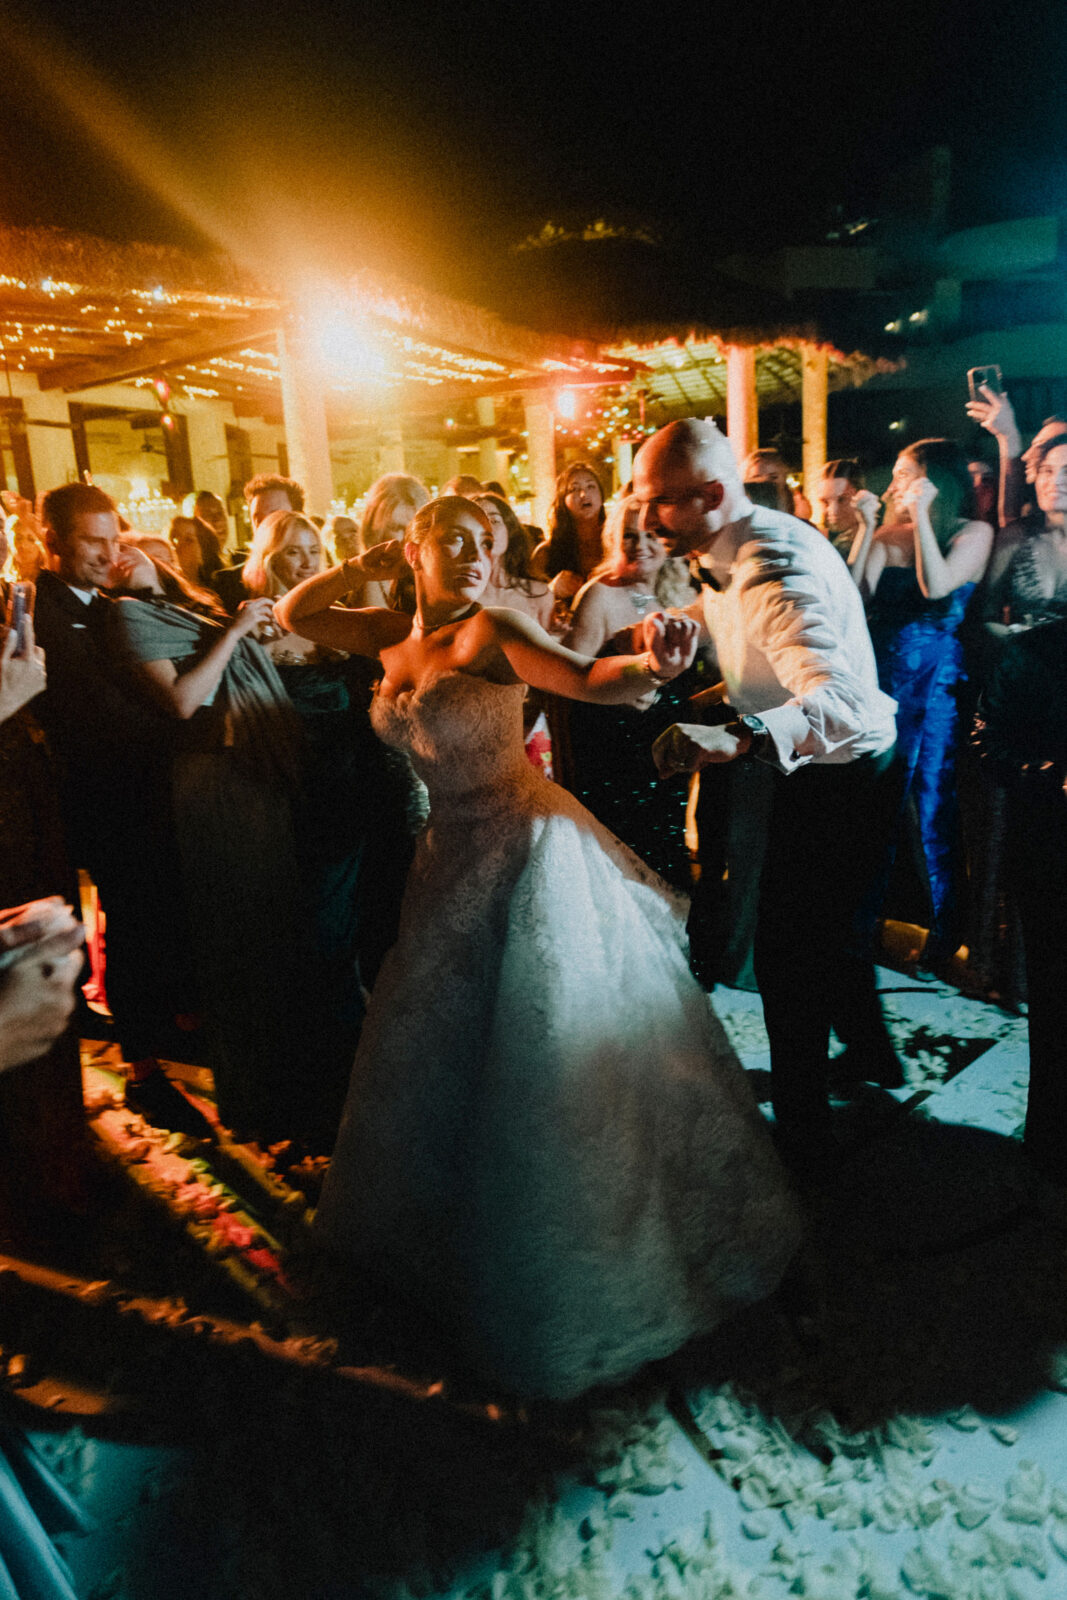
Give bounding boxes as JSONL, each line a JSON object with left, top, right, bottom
{"left": 414, "top": 602, "right": 479, "bottom": 635}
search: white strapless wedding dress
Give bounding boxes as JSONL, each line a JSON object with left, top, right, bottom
{"left": 314, "top": 671, "right": 800, "bottom": 1399}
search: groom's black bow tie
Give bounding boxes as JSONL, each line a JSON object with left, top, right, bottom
{"left": 690, "top": 565, "right": 725, "bottom": 592}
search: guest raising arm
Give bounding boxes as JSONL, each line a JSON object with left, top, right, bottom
{"left": 898, "top": 463, "right": 993, "bottom": 599}
{"left": 850, "top": 439, "right": 992, "bottom": 968}
{"left": 245, "top": 507, "right": 425, "bottom": 1004}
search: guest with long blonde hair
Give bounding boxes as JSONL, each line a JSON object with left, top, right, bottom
{"left": 243, "top": 510, "right": 327, "bottom": 661}
{"left": 351, "top": 474, "right": 429, "bottom": 609}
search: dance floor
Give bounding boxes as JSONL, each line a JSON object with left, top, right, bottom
{"left": 17, "top": 971, "right": 1067, "bottom": 1600}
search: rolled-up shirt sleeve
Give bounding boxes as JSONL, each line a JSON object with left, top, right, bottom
{"left": 734, "top": 553, "right": 896, "bottom": 771}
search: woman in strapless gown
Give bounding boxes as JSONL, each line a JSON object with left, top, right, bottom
{"left": 275, "top": 497, "right": 801, "bottom": 1401}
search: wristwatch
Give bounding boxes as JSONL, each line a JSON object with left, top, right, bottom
{"left": 723, "top": 713, "right": 776, "bottom": 764}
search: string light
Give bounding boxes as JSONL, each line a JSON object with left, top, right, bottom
{"left": 0, "top": 237, "right": 637, "bottom": 436}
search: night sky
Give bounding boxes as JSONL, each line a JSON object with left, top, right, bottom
{"left": 2, "top": 0, "right": 1066, "bottom": 316}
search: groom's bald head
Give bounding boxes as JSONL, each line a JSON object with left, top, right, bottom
{"left": 633, "top": 418, "right": 747, "bottom": 559}
{"left": 639, "top": 419, "right": 740, "bottom": 487}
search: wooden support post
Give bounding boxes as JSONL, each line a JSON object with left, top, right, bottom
{"left": 476, "top": 396, "right": 499, "bottom": 484}
{"left": 612, "top": 436, "right": 633, "bottom": 492}
{"left": 277, "top": 322, "right": 335, "bottom": 516}
{"left": 523, "top": 394, "right": 556, "bottom": 530}
{"left": 725, "top": 345, "right": 758, "bottom": 465}
{"left": 801, "top": 342, "right": 829, "bottom": 504}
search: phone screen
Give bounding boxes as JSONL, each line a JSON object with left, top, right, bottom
{"left": 968, "top": 365, "right": 1003, "bottom": 401}
{"left": 5, "top": 581, "right": 34, "bottom": 658}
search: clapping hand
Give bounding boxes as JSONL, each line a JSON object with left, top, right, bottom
{"left": 641, "top": 611, "right": 699, "bottom": 681}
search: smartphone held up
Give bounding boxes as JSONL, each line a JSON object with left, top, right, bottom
{"left": 967, "top": 365, "right": 1003, "bottom": 403}
{"left": 5, "top": 581, "right": 35, "bottom": 659}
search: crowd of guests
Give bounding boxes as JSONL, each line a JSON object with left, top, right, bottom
{"left": 2, "top": 375, "right": 1067, "bottom": 1397}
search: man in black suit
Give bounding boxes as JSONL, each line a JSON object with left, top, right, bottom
{"left": 212, "top": 473, "right": 305, "bottom": 613}
{"left": 34, "top": 483, "right": 207, "bottom": 1132}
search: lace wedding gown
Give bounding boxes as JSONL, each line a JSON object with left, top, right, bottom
{"left": 314, "top": 671, "right": 800, "bottom": 1399}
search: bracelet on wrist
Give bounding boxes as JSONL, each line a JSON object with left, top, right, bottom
{"left": 642, "top": 650, "right": 674, "bottom": 685}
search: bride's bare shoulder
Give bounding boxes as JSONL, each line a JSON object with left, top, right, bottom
{"left": 480, "top": 605, "right": 554, "bottom": 641}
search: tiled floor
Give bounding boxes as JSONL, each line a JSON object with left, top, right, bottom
{"left": 32, "top": 972, "right": 1067, "bottom": 1600}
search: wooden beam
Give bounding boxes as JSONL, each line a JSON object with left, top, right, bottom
{"left": 39, "top": 312, "right": 283, "bottom": 393}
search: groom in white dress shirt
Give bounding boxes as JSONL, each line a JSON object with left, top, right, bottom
{"left": 633, "top": 418, "right": 903, "bottom": 1163}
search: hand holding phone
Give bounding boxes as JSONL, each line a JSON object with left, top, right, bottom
{"left": 5, "top": 582, "right": 34, "bottom": 659}
{"left": 967, "top": 365, "right": 1003, "bottom": 403}
{"left": 0, "top": 613, "right": 45, "bottom": 723}
{"left": 965, "top": 371, "right": 1020, "bottom": 454}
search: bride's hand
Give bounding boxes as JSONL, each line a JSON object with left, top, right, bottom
{"left": 360, "top": 539, "right": 406, "bottom": 580}
{"left": 641, "top": 612, "right": 699, "bottom": 680}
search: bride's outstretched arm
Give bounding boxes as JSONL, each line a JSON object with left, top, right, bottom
{"left": 486, "top": 608, "right": 699, "bottom": 703}
{"left": 274, "top": 542, "right": 412, "bottom": 656}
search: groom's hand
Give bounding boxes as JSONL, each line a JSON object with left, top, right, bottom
{"left": 653, "top": 720, "right": 750, "bottom": 777}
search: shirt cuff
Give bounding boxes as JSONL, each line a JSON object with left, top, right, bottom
{"left": 750, "top": 703, "right": 813, "bottom": 772}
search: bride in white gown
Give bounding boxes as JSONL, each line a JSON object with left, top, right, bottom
{"left": 275, "top": 496, "right": 800, "bottom": 1400}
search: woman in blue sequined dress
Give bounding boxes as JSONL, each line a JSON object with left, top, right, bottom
{"left": 850, "top": 439, "right": 993, "bottom": 963}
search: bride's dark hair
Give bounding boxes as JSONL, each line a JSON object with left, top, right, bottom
{"left": 407, "top": 495, "right": 493, "bottom": 546}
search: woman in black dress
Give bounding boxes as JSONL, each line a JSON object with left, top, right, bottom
{"left": 562, "top": 497, "right": 700, "bottom": 891}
